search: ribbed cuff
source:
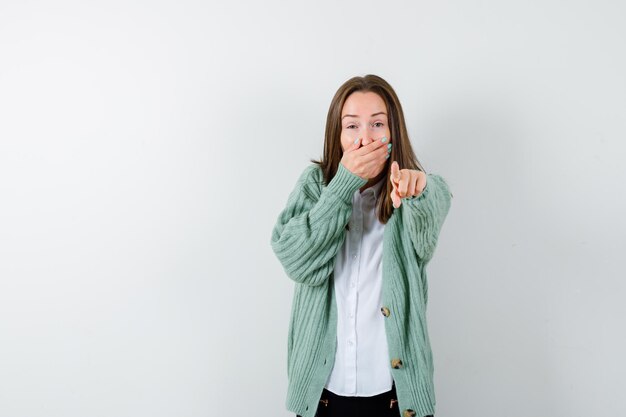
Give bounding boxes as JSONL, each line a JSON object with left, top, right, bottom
{"left": 326, "top": 163, "right": 368, "bottom": 204}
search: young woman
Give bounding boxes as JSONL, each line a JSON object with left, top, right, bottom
{"left": 270, "top": 74, "right": 453, "bottom": 417}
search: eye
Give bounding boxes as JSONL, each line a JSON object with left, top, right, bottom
{"left": 346, "top": 124, "right": 357, "bottom": 129}
{"left": 373, "top": 122, "right": 384, "bottom": 128}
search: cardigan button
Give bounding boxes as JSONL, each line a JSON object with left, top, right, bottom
{"left": 381, "top": 307, "right": 390, "bottom": 317}
{"left": 391, "top": 358, "right": 403, "bottom": 369}
{"left": 403, "top": 409, "right": 416, "bottom": 417}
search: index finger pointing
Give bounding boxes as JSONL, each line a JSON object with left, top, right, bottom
{"left": 391, "top": 161, "right": 401, "bottom": 183}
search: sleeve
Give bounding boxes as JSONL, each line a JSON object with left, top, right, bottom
{"left": 399, "top": 173, "right": 453, "bottom": 263}
{"left": 270, "top": 162, "right": 368, "bottom": 286}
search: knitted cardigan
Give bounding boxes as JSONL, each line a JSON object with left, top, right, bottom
{"left": 270, "top": 162, "right": 453, "bottom": 417}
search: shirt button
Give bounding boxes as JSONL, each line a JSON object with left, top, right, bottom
{"left": 391, "top": 358, "right": 403, "bottom": 369}
{"left": 349, "top": 313, "right": 354, "bottom": 318}
{"left": 381, "top": 307, "right": 391, "bottom": 317}
{"left": 403, "top": 410, "right": 416, "bottom": 417}
{"left": 348, "top": 340, "right": 353, "bottom": 346}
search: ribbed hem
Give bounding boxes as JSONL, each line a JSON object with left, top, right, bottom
{"left": 325, "top": 163, "right": 368, "bottom": 204}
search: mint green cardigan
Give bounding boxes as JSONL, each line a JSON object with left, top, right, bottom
{"left": 270, "top": 162, "right": 453, "bottom": 417}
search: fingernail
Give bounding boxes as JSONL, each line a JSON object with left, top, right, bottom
{"left": 354, "top": 138, "right": 360, "bottom": 144}
{"left": 386, "top": 154, "right": 390, "bottom": 159}
{"left": 387, "top": 143, "right": 392, "bottom": 149}
{"left": 381, "top": 136, "right": 387, "bottom": 143}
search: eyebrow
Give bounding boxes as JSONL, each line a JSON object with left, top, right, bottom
{"left": 341, "top": 112, "right": 387, "bottom": 120}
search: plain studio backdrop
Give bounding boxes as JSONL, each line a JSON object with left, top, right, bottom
{"left": 0, "top": 1, "right": 624, "bottom": 416}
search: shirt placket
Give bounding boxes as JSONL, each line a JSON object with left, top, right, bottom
{"left": 345, "top": 193, "right": 362, "bottom": 394}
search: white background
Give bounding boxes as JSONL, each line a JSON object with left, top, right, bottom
{"left": 1, "top": 1, "right": 624, "bottom": 416}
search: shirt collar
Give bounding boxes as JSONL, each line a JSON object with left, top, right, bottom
{"left": 360, "top": 176, "right": 385, "bottom": 202}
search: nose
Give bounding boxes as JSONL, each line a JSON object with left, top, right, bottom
{"left": 360, "top": 129, "right": 376, "bottom": 144}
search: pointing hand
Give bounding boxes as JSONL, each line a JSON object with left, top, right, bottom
{"left": 389, "top": 161, "right": 427, "bottom": 208}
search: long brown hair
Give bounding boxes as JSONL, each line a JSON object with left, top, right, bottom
{"left": 310, "top": 74, "right": 426, "bottom": 224}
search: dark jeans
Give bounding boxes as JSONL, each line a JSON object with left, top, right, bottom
{"left": 296, "top": 382, "right": 434, "bottom": 417}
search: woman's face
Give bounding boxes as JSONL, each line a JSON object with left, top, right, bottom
{"left": 340, "top": 91, "right": 392, "bottom": 154}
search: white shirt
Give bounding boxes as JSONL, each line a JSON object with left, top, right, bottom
{"left": 325, "top": 176, "right": 394, "bottom": 397}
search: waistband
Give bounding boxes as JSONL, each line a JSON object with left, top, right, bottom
{"left": 322, "top": 381, "right": 396, "bottom": 402}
